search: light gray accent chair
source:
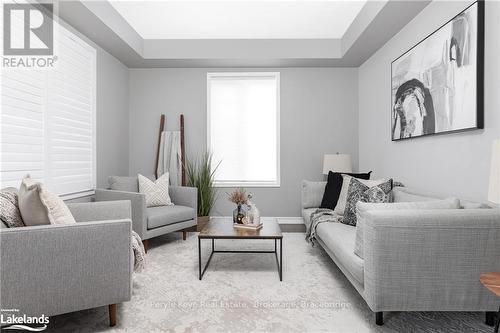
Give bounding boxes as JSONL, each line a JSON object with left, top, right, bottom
{"left": 302, "top": 181, "right": 500, "bottom": 326}
{"left": 95, "top": 176, "right": 197, "bottom": 252}
{"left": 0, "top": 199, "right": 133, "bottom": 327}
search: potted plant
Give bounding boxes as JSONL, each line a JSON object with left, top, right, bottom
{"left": 186, "top": 152, "right": 219, "bottom": 231}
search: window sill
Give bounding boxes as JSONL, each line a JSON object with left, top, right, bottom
{"left": 61, "top": 190, "right": 95, "bottom": 201}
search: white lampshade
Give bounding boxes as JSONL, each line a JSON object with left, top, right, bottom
{"left": 488, "top": 139, "right": 500, "bottom": 204}
{"left": 322, "top": 154, "right": 352, "bottom": 175}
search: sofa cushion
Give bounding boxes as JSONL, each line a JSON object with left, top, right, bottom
{"left": 109, "top": 176, "right": 139, "bottom": 192}
{"left": 460, "top": 200, "right": 492, "bottom": 209}
{"left": 302, "top": 181, "right": 327, "bottom": 209}
{"left": 147, "top": 205, "right": 195, "bottom": 229}
{"left": 316, "top": 222, "right": 364, "bottom": 286}
{"left": 354, "top": 198, "right": 461, "bottom": 259}
{"left": 302, "top": 208, "right": 317, "bottom": 231}
{"left": 392, "top": 187, "right": 438, "bottom": 202}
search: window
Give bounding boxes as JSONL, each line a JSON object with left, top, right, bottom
{"left": 207, "top": 72, "right": 280, "bottom": 187}
{"left": 1, "top": 20, "right": 96, "bottom": 199}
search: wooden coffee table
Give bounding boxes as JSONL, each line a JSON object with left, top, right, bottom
{"left": 198, "top": 218, "right": 283, "bottom": 281}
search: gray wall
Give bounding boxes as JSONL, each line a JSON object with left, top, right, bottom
{"left": 96, "top": 48, "right": 130, "bottom": 188}
{"left": 129, "top": 68, "right": 358, "bottom": 216}
{"left": 359, "top": 1, "right": 500, "bottom": 202}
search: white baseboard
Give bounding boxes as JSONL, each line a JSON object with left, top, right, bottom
{"left": 210, "top": 216, "right": 304, "bottom": 224}
{"left": 275, "top": 217, "right": 304, "bottom": 225}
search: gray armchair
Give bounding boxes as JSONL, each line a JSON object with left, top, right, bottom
{"left": 0, "top": 200, "right": 133, "bottom": 327}
{"left": 95, "top": 176, "right": 197, "bottom": 251}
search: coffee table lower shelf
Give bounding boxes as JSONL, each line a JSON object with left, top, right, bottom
{"left": 198, "top": 237, "right": 283, "bottom": 281}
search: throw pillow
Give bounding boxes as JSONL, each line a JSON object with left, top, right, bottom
{"left": 19, "top": 175, "right": 76, "bottom": 226}
{"left": 392, "top": 189, "right": 436, "bottom": 202}
{"left": 138, "top": 173, "right": 173, "bottom": 207}
{"left": 39, "top": 188, "right": 76, "bottom": 225}
{"left": 109, "top": 176, "right": 140, "bottom": 192}
{"left": 0, "top": 188, "right": 24, "bottom": 228}
{"left": 334, "top": 175, "right": 389, "bottom": 215}
{"left": 354, "top": 198, "right": 461, "bottom": 259}
{"left": 19, "top": 176, "right": 51, "bottom": 226}
{"left": 341, "top": 177, "right": 393, "bottom": 226}
{"left": 320, "top": 171, "right": 372, "bottom": 210}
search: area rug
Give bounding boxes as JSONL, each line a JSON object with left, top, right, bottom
{"left": 45, "top": 232, "right": 493, "bottom": 332}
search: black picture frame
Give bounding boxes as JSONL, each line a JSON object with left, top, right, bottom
{"left": 391, "top": 0, "right": 484, "bottom": 142}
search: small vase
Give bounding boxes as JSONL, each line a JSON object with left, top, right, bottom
{"left": 233, "top": 204, "right": 246, "bottom": 224}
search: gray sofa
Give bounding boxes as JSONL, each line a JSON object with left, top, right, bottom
{"left": 95, "top": 176, "right": 197, "bottom": 251}
{"left": 0, "top": 200, "right": 133, "bottom": 327}
{"left": 302, "top": 181, "right": 500, "bottom": 325}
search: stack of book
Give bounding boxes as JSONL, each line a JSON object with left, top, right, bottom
{"left": 233, "top": 222, "right": 263, "bottom": 230}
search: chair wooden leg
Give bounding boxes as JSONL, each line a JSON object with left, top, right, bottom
{"left": 486, "top": 311, "right": 496, "bottom": 326}
{"left": 182, "top": 229, "right": 187, "bottom": 240}
{"left": 142, "top": 239, "right": 149, "bottom": 253}
{"left": 375, "top": 312, "right": 383, "bottom": 326}
{"left": 109, "top": 304, "right": 117, "bottom": 327}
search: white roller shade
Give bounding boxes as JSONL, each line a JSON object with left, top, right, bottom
{"left": 207, "top": 72, "right": 280, "bottom": 187}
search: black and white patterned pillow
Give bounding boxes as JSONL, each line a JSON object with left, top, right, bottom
{"left": 341, "top": 178, "right": 393, "bottom": 226}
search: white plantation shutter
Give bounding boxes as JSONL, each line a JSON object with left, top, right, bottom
{"left": 0, "top": 15, "right": 96, "bottom": 198}
{"left": 46, "top": 25, "right": 96, "bottom": 197}
{"left": 1, "top": 70, "right": 45, "bottom": 188}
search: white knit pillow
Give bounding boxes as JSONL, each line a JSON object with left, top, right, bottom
{"left": 138, "top": 173, "right": 173, "bottom": 207}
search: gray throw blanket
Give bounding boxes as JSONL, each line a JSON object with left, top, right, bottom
{"left": 132, "top": 231, "right": 146, "bottom": 272}
{"left": 306, "top": 208, "right": 341, "bottom": 245}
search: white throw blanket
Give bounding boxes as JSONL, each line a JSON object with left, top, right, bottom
{"left": 305, "top": 208, "right": 341, "bottom": 245}
{"left": 156, "top": 131, "right": 182, "bottom": 186}
{"left": 131, "top": 231, "right": 146, "bottom": 272}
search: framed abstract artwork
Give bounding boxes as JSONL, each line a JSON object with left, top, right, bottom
{"left": 391, "top": 1, "right": 484, "bottom": 141}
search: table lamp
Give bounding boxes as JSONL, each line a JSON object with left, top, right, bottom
{"left": 322, "top": 153, "right": 352, "bottom": 175}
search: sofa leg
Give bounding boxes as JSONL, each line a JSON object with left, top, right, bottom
{"left": 109, "top": 304, "right": 117, "bottom": 327}
{"left": 142, "top": 239, "right": 149, "bottom": 253}
{"left": 182, "top": 230, "right": 187, "bottom": 241}
{"left": 375, "top": 312, "right": 383, "bottom": 326}
{"left": 486, "top": 311, "right": 496, "bottom": 326}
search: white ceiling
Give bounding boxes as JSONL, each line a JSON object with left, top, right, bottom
{"left": 108, "top": 0, "right": 367, "bottom": 39}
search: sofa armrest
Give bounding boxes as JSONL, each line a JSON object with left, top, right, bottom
{"left": 0, "top": 220, "right": 132, "bottom": 317}
{"left": 95, "top": 189, "right": 146, "bottom": 238}
{"left": 169, "top": 186, "right": 197, "bottom": 211}
{"left": 301, "top": 180, "right": 326, "bottom": 209}
{"left": 363, "top": 209, "right": 500, "bottom": 312}
{"left": 67, "top": 200, "right": 131, "bottom": 222}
